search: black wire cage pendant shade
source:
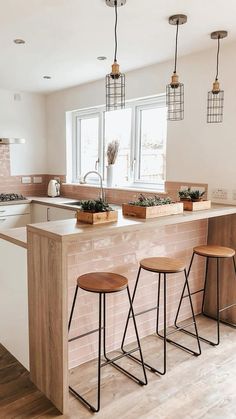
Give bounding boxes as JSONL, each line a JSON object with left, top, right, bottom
{"left": 207, "top": 30, "right": 228, "bottom": 124}
{"left": 106, "top": 0, "right": 126, "bottom": 111}
{"left": 166, "top": 14, "right": 187, "bottom": 121}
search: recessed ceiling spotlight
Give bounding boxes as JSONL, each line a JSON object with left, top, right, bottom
{"left": 43, "top": 75, "right": 52, "bottom": 79}
{"left": 97, "top": 56, "right": 107, "bottom": 61}
{"left": 14, "top": 39, "right": 25, "bottom": 44}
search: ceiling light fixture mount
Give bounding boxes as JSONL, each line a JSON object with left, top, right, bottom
{"left": 14, "top": 39, "right": 25, "bottom": 45}
{"left": 207, "top": 30, "right": 228, "bottom": 123}
{"left": 105, "top": 0, "right": 126, "bottom": 7}
{"left": 97, "top": 56, "right": 107, "bottom": 61}
{"left": 166, "top": 13, "right": 187, "bottom": 121}
{"left": 43, "top": 75, "right": 52, "bottom": 80}
{"left": 105, "top": 0, "right": 126, "bottom": 111}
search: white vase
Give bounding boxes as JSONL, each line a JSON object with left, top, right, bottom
{"left": 106, "top": 164, "right": 115, "bottom": 187}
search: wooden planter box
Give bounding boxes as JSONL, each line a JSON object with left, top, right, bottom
{"left": 77, "top": 210, "right": 118, "bottom": 224}
{"left": 182, "top": 200, "right": 211, "bottom": 211}
{"left": 122, "top": 202, "right": 183, "bottom": 219}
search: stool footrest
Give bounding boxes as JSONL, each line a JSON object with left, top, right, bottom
{"left": 101, "top": 347, "right": 139, "bottom": 368}
{"left": 128, "top": 305, "right": 158, "bottom": 319}
{"left": 69, "top": 326, "right": 104, "bottom": 342}
{"left": 182, "top": 288, "right": 204, "bottom": 299}
{"left": 167, "top": 320, "right": 196, "bottom": 337}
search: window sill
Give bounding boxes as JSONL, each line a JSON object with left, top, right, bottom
{"left": 62, "top": 182, "right": 167, "bottom": 195}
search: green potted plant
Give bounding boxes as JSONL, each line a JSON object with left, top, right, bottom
{"left": 77, "top": 198, "right": 118, "bottom": 224}
{"left": 188, "top": 190, "right": 205, "bottom": 202}
{"left": 122, "top": 194, "right": 183, "bottom": 219}
{"left": 178, "top": 188, "right": 210, "bottom": 211}
{"left": 178, "top": 188, "right": 191, "bottom": 201}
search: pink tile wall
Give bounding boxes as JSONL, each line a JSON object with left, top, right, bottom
{"left": 67, "top": 219, "right": 208, "bottom": 369}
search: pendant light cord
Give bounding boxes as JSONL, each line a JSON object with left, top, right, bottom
{"left": 114, "top": 0, "right": 118, "bottom": 62}
{"left": 215, "top": 35, "right": 220, "bottom": 81}
{"left": 173, "top": 19, "right": 179, "bottom": 73}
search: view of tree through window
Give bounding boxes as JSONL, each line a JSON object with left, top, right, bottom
{"left": 104, "top": 109, "right": 132, "bottom": 185}
{"left": 137, "top": 106, "right": 167, "bottom": 183}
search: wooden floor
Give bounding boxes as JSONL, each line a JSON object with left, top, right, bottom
{"left": 1, "top": 316, "right": 236, "bottom": 418}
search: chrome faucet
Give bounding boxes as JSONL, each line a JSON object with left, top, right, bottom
{"left": 82, "top": 171, "right": 105, "bottom": 201}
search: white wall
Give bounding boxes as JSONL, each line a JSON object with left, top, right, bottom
{"left": 0, "top": 89, "right": 47, "bottom": 175}
{"left": 46, "top": 41, "right": 236, "bottom": 202}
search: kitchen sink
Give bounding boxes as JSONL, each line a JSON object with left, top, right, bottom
{"left": 64, "top": 201, "right": 82, "bottom": 206}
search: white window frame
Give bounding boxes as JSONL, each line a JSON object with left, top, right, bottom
{"left": 70, "top": 94, "right": 167, "bottom": 190}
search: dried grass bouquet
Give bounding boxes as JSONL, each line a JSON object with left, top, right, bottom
{"left": 106, "top": 140, "right": 119, "bottom": 165}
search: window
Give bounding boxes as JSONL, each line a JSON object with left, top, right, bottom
{"left": 71, "top": 95, "right": 167, "bottom": 189}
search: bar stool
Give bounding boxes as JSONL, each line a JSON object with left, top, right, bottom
{"left": 175, "top": 245, "right": 236, "bottom": 346}
{"left": 121, "top": 257, "right": 201, "bottom": 376}
{"left": 68, "top": 272, "right": 147, "bottom": 413}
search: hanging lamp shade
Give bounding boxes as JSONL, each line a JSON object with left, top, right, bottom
{"left": 166, "top": 14, "right": 187, "bottom": 121}
{"left": 207, "top": 30, "right": 228, "bottom": 123}
{"left": 105, "top": 0, "right": 126, "bottom": 111}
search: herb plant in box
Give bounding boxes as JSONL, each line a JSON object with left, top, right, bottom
{"left": 122, "top": 194, "right": 183, "bottom": 219}
{"left": 178, "top": 188, "right": 211, "bottom": 211}
{"left": 77, "top": 198, "right": 118, "bottom": 224}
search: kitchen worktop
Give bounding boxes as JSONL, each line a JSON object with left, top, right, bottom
{"left": 28, "top": 203, "right": 236, "bottom": 241}
{"left": 1, "top": 202, "right": 236, "bottom": 248}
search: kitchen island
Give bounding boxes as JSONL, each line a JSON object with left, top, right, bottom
{"left": 1, "top": 203, "right": 236, "bottom": 413}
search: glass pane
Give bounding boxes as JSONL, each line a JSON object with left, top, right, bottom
{"left": 138, "top": 106, "right": 167, "bottom": 183}
{"left": 78, "top": 116, "right": 99, "bottom": 177}
{"left": 104, "top": 108, "right": 132, "bottom": 185}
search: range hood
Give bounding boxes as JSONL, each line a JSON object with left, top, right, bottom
{"left": 0, "top": 138, "right": 25, "bottom": 144}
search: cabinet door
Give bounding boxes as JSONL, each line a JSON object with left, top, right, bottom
{"left": 31, "top": 204, "right": 48, "bottom": 223}
{"left": 0, "top": 214, "right": 30, "bottom": 229}
{"left": 47, "top": 206, "right": 76, "bottom": 221}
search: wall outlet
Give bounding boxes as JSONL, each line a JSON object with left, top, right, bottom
{"left": 33, "top": 176, "right": 42, "bottom": 184}
{"left": 232, "top": 190, "right": 236, "bottom": 200}
{"left": 212, "top": 188, "right": 228, "bottom": 200}
{"left": 21, "top": 176, "right": 31, "bottom": 184}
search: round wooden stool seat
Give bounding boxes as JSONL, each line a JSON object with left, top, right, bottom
{"left": 78, "top": 272, "right": 128, "bottom": 293}
{"left": 140, "top": 257, "right": 186, "bottom": 273}
{"left": 193, "top": 245, "right": 235, "bottom": 258}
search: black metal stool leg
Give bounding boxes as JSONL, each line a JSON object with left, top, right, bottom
{"left": 69, "top": 292, "right": 103, "bottom": 412}
{"left": 155, "top": 273, "right": 167, "bottom": 375}
{"left": 103, "top": 289, "right": 147, "bottom": 385}
{"left": 158, "top": 270, "right": 201, "bottom": 357}
{"left": 68, "top": 285, "right": 79, "bottom": 332}
{"left": 121, "top": 266, "right": 142, "bottom": 352}
{"left": 174, "top": 253, "right": 195, "bottom": 328}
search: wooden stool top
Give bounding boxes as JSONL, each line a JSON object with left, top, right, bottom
{"left": 140, "top": 257, "right": 186, "bottom": 273}
{"left": 78, "top": 272, "right": 128, "bottom": 293}
{"left": 194, "top": 245, "right": 235, "bottom": 258}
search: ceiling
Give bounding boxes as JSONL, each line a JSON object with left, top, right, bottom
{"left": 0, "top": 0, "right": 236, "bottom": 94}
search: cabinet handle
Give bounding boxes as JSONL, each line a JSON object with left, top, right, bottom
{"left": 47, "top": 207, "right": 50, "bottom": 222}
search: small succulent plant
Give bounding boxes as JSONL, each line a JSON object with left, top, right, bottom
{"left": 188, "top": 190, "right": 205, "bottom": 200}
{"left": 129, "top": 194, "right": 172, "bottom": 207}
{"left": 80, "top": 199, "right": 113, "bottom": 213}
{"left": 178, "top": 188, "right": 205, "bottom": 201}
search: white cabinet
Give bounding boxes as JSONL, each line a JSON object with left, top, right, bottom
{"left": 0, "top": 239, "right": 29, "bottom": 369}
{"left": 0, "top": 204, "right": 31, "bottom": 230}
{"left": 31, "top": 203, "right": 76, "bottom": 223}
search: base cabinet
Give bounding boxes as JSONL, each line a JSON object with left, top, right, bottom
{"left": 31, "top": 203, "right": 76, "bottom": 223}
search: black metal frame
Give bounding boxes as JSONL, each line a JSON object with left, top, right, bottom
{"left": 121, "top": 266, "right": 201, "bottom": 376}
{"left": 68, "top": 285, "right": 147, "bottom": 413}
{"left": 174, "top": 253, "right": 236, "bottom": 346}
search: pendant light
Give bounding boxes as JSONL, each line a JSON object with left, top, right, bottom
{"left": 207, "top": 30, "right": 228, "bottom": 123}
{"left": 106, "top": 0, "right": 126, "bottom": 111}
{"left": 166, "top": 14, "right": 187, "bottom": 121}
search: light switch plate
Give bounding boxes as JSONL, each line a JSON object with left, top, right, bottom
{"left": 33, "top": 176, "right": 42, "bottom": 184}
{"left": 212, "top": 188, "right": 228, "bottom": 200}
{"left": 21, "top": 176, "right": 31, "bottom": 184}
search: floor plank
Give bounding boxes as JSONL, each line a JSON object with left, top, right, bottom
{"left": 1, "top": 316, "right": 236, "bottom": 418}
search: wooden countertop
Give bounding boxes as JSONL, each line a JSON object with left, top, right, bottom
{"left": 0, "top": 227, "right": 27, "bottom": 249}
{"left": 28, "top": 204, "right": 236, "bottom": 243}
{"left": 1, "top": 202, "right": 236, "bottom": 248}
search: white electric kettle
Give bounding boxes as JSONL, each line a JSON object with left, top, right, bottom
{"left": 47, "top": 179, "right": 60, "bottom": 197}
